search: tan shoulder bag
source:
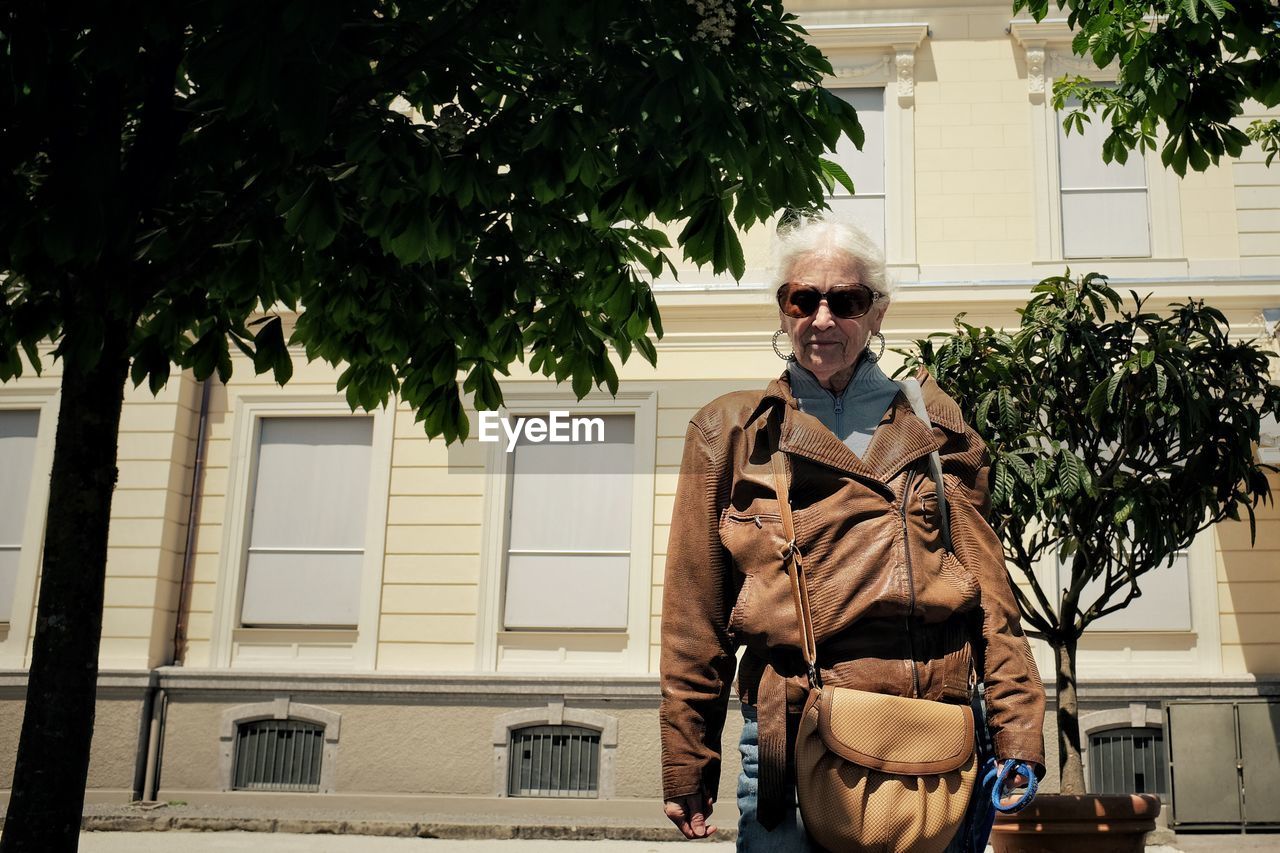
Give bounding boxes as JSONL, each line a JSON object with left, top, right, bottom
{"left": 770, "top": 391, "right": 977, "bottom": 852}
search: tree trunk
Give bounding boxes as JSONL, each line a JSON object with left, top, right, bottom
{"left": 0, "top": 317, "right": 131, "bottom": 853}
{"left": 1054, "top": 634, "right": 1087, "bottom": 795}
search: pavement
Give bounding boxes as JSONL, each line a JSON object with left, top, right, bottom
{"left": 76, "top": 836, "right": 732, "bottom": 852}
{"left": 66, "top": 831, "right": 1280, "bottom": 852}
{"left": 3, "top": 799, "right": 1277, "bottom": 851}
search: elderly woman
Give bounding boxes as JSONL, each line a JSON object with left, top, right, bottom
{"left": 659, "top": 215, "right": 1045, "bottom": 852}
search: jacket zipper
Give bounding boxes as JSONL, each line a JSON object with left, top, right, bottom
{"left": 900, "top": 467, "right": 922, "bottom": 698}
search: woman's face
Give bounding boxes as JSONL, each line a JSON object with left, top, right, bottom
{"left": 779, "top": 251, "right": 888, "bottom": 387}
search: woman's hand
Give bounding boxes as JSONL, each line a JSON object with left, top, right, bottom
{"left": 664, "top": 791, "right": 718, "bottom": 839}
{"left": 997, "top": 771, "right": 1032, "bottom": 809}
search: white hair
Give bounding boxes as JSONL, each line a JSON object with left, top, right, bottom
{"left": 767, "top": 212, "right": 894, "bottom": 302}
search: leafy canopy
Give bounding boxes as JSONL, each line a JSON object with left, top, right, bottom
{"left": 0, "top": 0, "right": 860, "bottom": 440}
{"left": 904, "top": 273, "right": 1280, "bottom": 642}
{"left": 1015, "top": 0, "right": 1280, "bottom": 171}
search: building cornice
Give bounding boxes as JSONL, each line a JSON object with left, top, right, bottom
{"left": 1007, "top": 17, "right": 1075, "bottom": 47}
{"left": 800, "top": 22, "right": 929, "bottom": 105}
{"left": 4, "top": 670, "right": 1278, "bottom": 702}
{"left": 801, "top": 21, "right": 930, "bottom": 51}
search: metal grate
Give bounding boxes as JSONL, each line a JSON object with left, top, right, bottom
{"left": 1089, "top": 726, "right": 1168, "bottom": 796}
{"left": 233, "top": 719, "right": 324, "bottom": 792}
{"left": 508, "top": 725, "right": 600, "bottom": 798}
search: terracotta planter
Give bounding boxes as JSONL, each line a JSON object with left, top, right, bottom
{"left": 990, "top": 793, "right": 1161, "bottom": 853}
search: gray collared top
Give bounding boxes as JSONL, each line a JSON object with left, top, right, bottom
{"left": 785, "top": 354, "right": 899, "bottom": 458}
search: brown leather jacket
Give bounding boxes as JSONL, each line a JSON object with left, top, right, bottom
{"left": 658, "top": 367, "right": 1045, "bottom": 806}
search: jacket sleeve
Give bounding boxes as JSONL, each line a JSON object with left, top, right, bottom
{"left": 941, "top": 423, "right": 1047, "bottom": 776}
{"left": 659, "top": 418, "right": 739, "bottom": 801}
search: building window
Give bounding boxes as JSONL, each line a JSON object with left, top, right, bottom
{"left": 508, "top": 724, "right": 601, "bottom": 798}
{"left": 240, "top": 416, "right": 373, "bottom": 628}
{"left": 1057, "top": 91, "right": 1151, "bottom": 259}
{"left": 1010, "top": 19, "right": 1183, "bottom": 265}
{"left": 799, "top": 21, "right": 926, "bottom": 269}
{"left": 1089, "top": 726, "right": 1168, "bottom": 796}
{"left": 827, "top": 87, "right": 887, "bottom": 252}
{"left": 219, "top": 699, "right": 341, "bottom": 793}
{"left": 477, "top": 391, "right": 656, "bottom": 673}
{"left": 501, "top": 414, "right": 635, "bottom": 631}
{"left": 233, "top": 719, "right": 325, "bottom": 792}
{"left": 491, "top": 704, "right": 618, "bottom": 798}
{"left": 1056, "top": 549, "right": 1192, "bottom": 632}
{"left": 0, "top": 410, "right": 39, "bottom": 623}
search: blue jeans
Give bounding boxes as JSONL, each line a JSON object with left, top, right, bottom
{"left": 736, "top": 703, "right": 814, "bottom": 852}
{"left": 736, "top": 700, "right": 993, "bottom": 853}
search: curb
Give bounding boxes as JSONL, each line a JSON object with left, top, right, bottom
{"left": 79, "top": 815, "right": 693, "bottom": 842}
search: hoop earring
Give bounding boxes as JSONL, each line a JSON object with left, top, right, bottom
{"left": 866, "top": 332, "right": 886, "bottom": 363}
{"left": 772, "top": 329, "right": 795, "bottom": 361}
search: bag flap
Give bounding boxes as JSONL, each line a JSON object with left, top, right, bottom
{"left": 816, "top": 685, "right": 974, "bottom": 774}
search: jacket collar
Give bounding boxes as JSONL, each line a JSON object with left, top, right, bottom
{"left": 760, "top": 365, "right": 966, "bottom": 483}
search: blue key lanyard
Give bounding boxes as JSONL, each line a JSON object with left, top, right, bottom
{"left": 970, "top": 756, "right": 1039, "bottom": 851}
{"left": 986, "top": 758, "right": 1039, "bottom": 813}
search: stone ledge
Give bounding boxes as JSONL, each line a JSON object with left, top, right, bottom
{"left": 73, "top": 814, "right": 686, "bottom": 842}
{"left": 153, "top": 668, "right": 663, "bottom": 698}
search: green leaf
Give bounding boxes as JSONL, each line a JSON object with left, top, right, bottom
{"left": 1114, "top": 495, "right": 1136, "bottom": 524}
{"left": 1006, "top": 452, "right": 1035, "bottom": 486}
{"left": 818, "top": 159, "right": 855, "bottom": 195}
{"left": 283, "top": 177, "right": 342, "bottom": 249}
{"left": 635, "top": 335, "right": 658, "bottom": 367}
{"left": 724, "top": 220, "right": 746, "bottom": 281}
{"left": 571, "top": 360, "right": 591, "bottom": 400}
{"left": 251, "top": 316, "right": 286, "bottom": 376}
{"left": 993, "top": 463, "right": 1015, "bottom": 505}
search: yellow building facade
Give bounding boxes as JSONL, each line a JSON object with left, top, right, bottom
{"left": 2, "top": 0, "right": 1279, "bottom": 828}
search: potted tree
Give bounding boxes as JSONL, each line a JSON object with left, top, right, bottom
{"left": 903, "top": 272, "right": 1280, "bottom": 852}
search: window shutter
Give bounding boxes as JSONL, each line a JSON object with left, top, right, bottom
{"left": 502, "top": 414, "right": 634, "bottom": 630}
{"left": 240, "top": 417, "right": 373, "bottom": 627}
{"left": 1089, "top": 727, "right": 1168, "bottom": 796}
{"left": 508, "top": 724, "right": 601, "bottom": 797}
{"left": 1058, "top": 91, "right": 1151, "bottom": 258}
{"left": 233, "top": 719, "right": 325, "bottom": 792}
{"left": 827, "top": 87, "right": 887, "bottom": 252}
{"left": 1057, "top": 550, "right": 1192, "bottom": 632}
{"left": 0, "top": 411, "right": 39, "bottom": 622}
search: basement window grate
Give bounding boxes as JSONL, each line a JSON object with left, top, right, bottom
{"left": 233, "top": 719, "right": 324, "bottom": 792}
{"left": 1089, "top": 726, "right": 1168, "bottom": 796}
{"left": 508, "top": 724, "right": 600, "bottom": 798}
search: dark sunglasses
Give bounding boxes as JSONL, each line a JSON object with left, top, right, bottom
{"left": 776, "top": 282, "right": 884, "bottom": 319}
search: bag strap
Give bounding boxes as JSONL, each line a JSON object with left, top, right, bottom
{"left": 899, "top": 379, "right": 982, "bottom": 700}
{"left": 770, "top": 449, "right": 822, "bottom": 689}
{"left": 896, "top": 378, "right": 953, "bottom": 552}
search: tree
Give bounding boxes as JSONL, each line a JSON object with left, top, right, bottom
{"left": 1014, "top": 0, "right": 1280, "bottom": 171}
{"left": 903, "top": 272, "right": 1280, "bottom": 794}
{"left": 0, "top": 3, "right": 860, "bottom": 850}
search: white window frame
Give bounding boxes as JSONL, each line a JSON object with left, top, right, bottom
{"left": 476, "top": 388, "right": 657, "bottom": 674}
{"left": 0, "top": 388, "right": 58, "bottom": 669}
{"left": 210, "top": 396, "right": 394, "bottom": 670}
{"left": 804, "top": 22, "right": 928, "bottom": 273}
{"left": 1028, "top": 528, "right": 1221, "bottom": 678}
{"left": 1010, "top": 19, "right": 1184, "bottom": 269}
